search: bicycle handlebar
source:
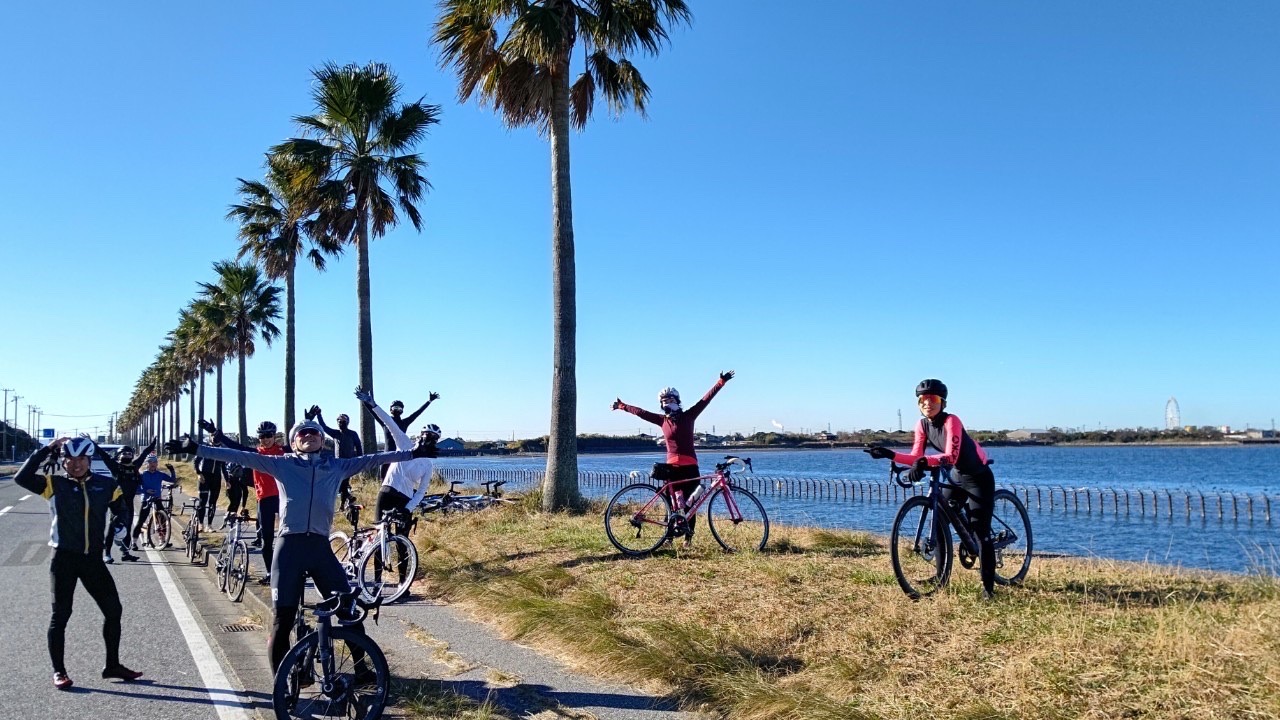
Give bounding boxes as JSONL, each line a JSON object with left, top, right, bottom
{"left": 715, "top": 456, "right": 753, "bottom": 473}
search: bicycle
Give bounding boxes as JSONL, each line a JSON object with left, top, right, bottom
{"left": 183, "top": 504, "right": 204, "bottom": 563}
{"left": 329, "top": 504, "right": 418, "bottom": 604}
{"left": 140, "top": 495, "right": 172, "bottom": 549}
{"left": 604, "top": 456, "right": 769, "bottom": 556}
{"left": 163, "top": 478, "right": 179, "bottom": 516}
{"left": 419, "top": 479, "right": 513, "bottom": 514}
{"left": 886, "top": 461, "right": 1033, "bottom": 599}
{"left": 213, "top": 511, "right": 252, "bottom": 602}
{"left": 274, "top": 587, "right": 390, "bottom": 720}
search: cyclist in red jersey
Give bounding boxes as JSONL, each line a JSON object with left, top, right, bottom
{"left": 613, "top": 371, "right": 734, "bottom": 545}
{"left": 866, "top": 379, "right": 997, "bottom": 600}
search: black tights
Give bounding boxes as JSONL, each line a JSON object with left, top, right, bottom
{"left": 197, "top": 483, "right": 221, "bottom": 525}
{"left": 267, "top": 534, "right": 367, "bottom": 671}
{"left": 943, "top": 466, "right": 996, "bottom": 593}
{"left": 49, "top": 550, "right": 123, "bottom": 674}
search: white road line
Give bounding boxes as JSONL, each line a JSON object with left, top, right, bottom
{"left": 0, "top": 506, "right": 12, "bottom": 517}
{"left": 146, "top": 550, "right": 255, "bottom": 720}
{"left": 19, "top": 494, "right": 31, "bottom": 501}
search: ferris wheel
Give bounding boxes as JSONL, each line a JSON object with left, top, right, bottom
{"left": 1165, "top": 397, "right": 1181, "bottom": 430}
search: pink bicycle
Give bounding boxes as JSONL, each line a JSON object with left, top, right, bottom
{"left": 605, "top": 456, "right": 769, "bottom": 555}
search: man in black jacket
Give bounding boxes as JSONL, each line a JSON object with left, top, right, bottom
{"left": 14, "top": 437, "right": 143, "bottom": 690}
{"left": 96, "top": 438, "right": 155, "bottom": 563}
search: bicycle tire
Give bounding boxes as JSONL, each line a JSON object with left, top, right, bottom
{"left": 706, "top": 485, "right": 770, "bottom": 553}
{"left": 227, "top": 540, "right": 249, "bottom": 602}
{"left": 272, "top": 627, "right": 389, "bottom": 720}
{"left": 357, "top": 535, "right": 418, "bottom": 604}
{"left": 991, "top": 489, "right": 1033, "bottom": 586}
{"left": 186, "top": 523, "right": 200, "bottom": 563}
{"left": 147, "top": 509, "right": 172, "bottom": 549}
{"left": 890, "top": 496, "right": 952, "bottom": 599}
{"left": 329, "top": 531, "right": 351, "bottom": 564}
{"left": 604, "top": 484, "right": 672, "bottom": 556}
{"left": 215, "top": 541, "right": 231, "bottom": 592}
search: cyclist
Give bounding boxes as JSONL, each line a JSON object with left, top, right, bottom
{"left": 612, "top": 371, "right": 735, "bottom": 545}
{"left": 865, "top": 379, "right": 997, "bottom": 600}
{"left": 307, "top": 406, "right": 363, "bottom": 459}
{"left": 363, "top": 389, "right": 440, "bottom": 579}
{"left": 223, "top": 461, "right": 253, "bottom": 525}
{"left": 131, "top": 453, "right": 176, "bottom": 549}
{"left": 171, "top": 395, "right": 433, "bottom": 673}
{"left": 216, "top": 421, "right": 285, "bottom": 584}
{"left": 13, "top": 437, "right": 143, "bottom": 689}
{"left": 379, "top": 393, "right": 439, "bottom": 477}
{"left": 193, "top": 455, "right": 225, "bottom": 526}
{"left": 96, "top": 438, "right": 156, "bottom": 563}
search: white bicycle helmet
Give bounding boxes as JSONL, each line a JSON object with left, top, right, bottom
{"left": 62, "top": 436, "right": 97, "bottom": 458}
{"left": 420, "top": 424, "right": 441, "bottom": 438}
{"left": 658, "top": 387, "right": 680, "bottom": 403}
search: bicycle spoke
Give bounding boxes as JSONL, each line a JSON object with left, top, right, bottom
{"left": 604, "top": 484, "right": 671, "bottom": 556}
{"left": 706, "top": 486, "right": 769, "bottom": 552}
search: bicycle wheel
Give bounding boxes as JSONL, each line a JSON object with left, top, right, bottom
{"left": 357, "top": 535, "right": 418, "bottom": 603}
{"left": 890, "top": 496, "right": 952, "bottom": 599}
{"left": 706, "top": 485, "right": 770, "bottom": 553}
{"left": 273, "top": 627, "right": 389, "bottom": 720}
{"left": 215, "top": 542, "right": 231, "bottom": 592}
{"left": 604, "top": 484, "right": 672, "bottom": 556}
{"left": 329, "top": 531, "right": 351, "bottom": 564}
{"left": 186, "top": 524, "right": 200, "bottom": 562}
{"left": 227, "top": 541, "right": 249, "bottom": 602}
{"left": 147, "top": 509, "right": 172, "bottom": 549}
{"left": 990, "top": 489, "right": 1033, "bottom": 586}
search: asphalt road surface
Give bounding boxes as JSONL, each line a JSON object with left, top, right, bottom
{"left": 0, "top": 472, "right": 259, "bottom": 720}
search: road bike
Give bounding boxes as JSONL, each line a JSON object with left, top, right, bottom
{"left": 183, "top": 505, "right": 204, "bottom": 563}
{"left": 414, "top": 480, "right": 513, "bottom": 514}
{"left": 329, "top": 504, "right": 418, "bottom": 604}
{"left": 163, "top": 478, "right": 179, "bottom": 516}
{"left": 213, "top": 511, "right": 252, "bottom": 602}
{"left": 274, "top": 587, "right": 389, "bottom": 720}
{"left": 604, "top": 456, "right": 769, "bottom": 556}
{"left": 139, "top": 496, "right": 172, "bottom": 549}
{"left": 886, "top": 461, "right": 1033, "bottom": 599}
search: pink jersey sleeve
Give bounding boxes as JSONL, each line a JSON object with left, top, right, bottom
{"left": 891, "top": 422, "right": 929, "bottom": 466}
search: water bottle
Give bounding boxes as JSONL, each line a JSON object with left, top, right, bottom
{"left": 687, "top": 483, "right": 705, "bottom": 507}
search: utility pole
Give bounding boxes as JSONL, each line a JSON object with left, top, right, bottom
{"left": 1, "top": 388, "right": 10, "bottom": 456}
{"left": 897, "top": 409, "right": 902, "bottom": 432}
{"left": 10, "top": 396, "right": 19, "bottom": 460}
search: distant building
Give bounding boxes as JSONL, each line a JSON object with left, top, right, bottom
{"left": 813, "top": 431, "right": 838, "bottom": 441}
{"left": 437, "top": 438, "right": 465, "bottom": 453}
{"left": 1006, "top": 429, "right": 1052, "bottom": 441}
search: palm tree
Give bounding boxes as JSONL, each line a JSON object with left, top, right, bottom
{"left": 228, "top": 153, "right": 342, "bottom": 431}
{"left": 191, "top": 297, "right": 235, "bottom": 430}
{"left": 432, "top": 0, "right": 692, "bottom": 510}
{"left": 272, "top": 62, "right": 441, "bottom": 456}
{"left": 199, "top": 261, "right": 283, "bottom": 440}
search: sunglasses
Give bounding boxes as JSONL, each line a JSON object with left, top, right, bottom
{"left": 296, "top": 428, "right": 321, "bottom": 438}
{"left": 918, "top": 394, "right": 943, "bottom": 404}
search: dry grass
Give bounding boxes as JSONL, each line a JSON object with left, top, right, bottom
{"left": 386, "top": 484, "right": 1280, "bottom": 720}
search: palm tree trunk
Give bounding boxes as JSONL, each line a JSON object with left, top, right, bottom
{"left": 355, "top": 212, "right": 377, "bottom": 454}
{"left": 189, "top": 379, "right": 195, "bottom": 437}
{"left": 216, "top": 362, "right": 224, "bottom": 430}
{"left": 198, "top": 364, "right": 206, "bottom": 429}
{"left": 238, "top": 342, "right": 249, "bottom": 442}
{"left": 542, "top": 56, "right": 582, "bottom": 512}
{"left": 284, "top": 259, "right": 297, "bottom": 431}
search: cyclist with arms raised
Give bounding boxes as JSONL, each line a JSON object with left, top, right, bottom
{"left": 378, "top": 393, "right": 438, "bottom": 477}
{"left": 612, "top": 371, "right": 734, "bottom": 546}
{"left": 866, "top": 379, "right": 997, "bottom": 600}
{"left": 130, "top": 453, "right": 175, "bottom": 549}
{"left": 14, "top": 437, "right": 143, "bottom": 689}
{"left": 211, "top": 421, "right": 285, "bottom": 583}
{"left": 172, "top": 392, "right": 435, "bottom": 673}
{"left": 96, "top": 438, "right": 155, "bottom": 563}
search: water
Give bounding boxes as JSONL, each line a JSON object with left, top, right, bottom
{"left": 438, "top": 445, "right": 1280, "bottom": 574}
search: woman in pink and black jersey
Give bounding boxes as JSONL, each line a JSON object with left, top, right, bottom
{"left": 866, "top": 379, "right": 998, "bottom": 600}
{"left": 612, "top": 371, "right": 734, "bottom": 545}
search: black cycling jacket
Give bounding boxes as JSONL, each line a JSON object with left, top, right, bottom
{"left": 15, "top": 446, "right": 123, "bottom": 555}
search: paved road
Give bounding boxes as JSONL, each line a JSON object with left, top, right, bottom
{"left": 0, "top": 473, "right": 260, "bottom": 720}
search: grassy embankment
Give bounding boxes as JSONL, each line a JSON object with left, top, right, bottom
{"left": 372, "top": 479, "right": 1279, "bottom": 720}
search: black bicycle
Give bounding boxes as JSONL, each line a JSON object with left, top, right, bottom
{"left": 274, "top": 587, "right": 389, "bottom": 720}
{"left": 887, "top": 461, "right": 1032, "bottom": 599}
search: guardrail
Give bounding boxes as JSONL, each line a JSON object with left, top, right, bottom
{"left": 436, "top": 467, "right": 1277, "bottom": 525}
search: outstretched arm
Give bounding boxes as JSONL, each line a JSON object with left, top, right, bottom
{"left": 401, "top": 392, "right": 439, "bottom": 427}
{"left": 613, "top": 399, "right": 663, "bottom": 426}
{"left": 370, "top": 404, "right": 413, "bottom": 451}
{"left": 685, "top": 371, "right": 733, "bottom": 421}
{"left": 131, "top": 437, "right": 158, "bottom": 471}
{"left": 96, "top": 446, "right": 123, "bottom": 478}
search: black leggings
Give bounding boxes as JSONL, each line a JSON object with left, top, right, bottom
{"left": 106, "top": 494, "right": 135, "bottom": 553}
{"left": 257, "top": 495, "right": 279, "bottom": 573}
{"left": 268, "top": 534, "right": 367, "bottom": 671}
{"left": 132, "top": 497, "right": 161, "bottom": 540}
{"left": 197, "top": 482, "right": 221, "bottom": 525}
{"left": 942, "top": 466, "right": 996, "bottom": 593}
{"left": 225, "top": 482, "right": 248, "bottom": 515}
{"left": 658, "top": 464, "right": 701, "bottom": 536}
{"left": 49, "top": 550, "right": 123, "bottom": 674}
{"left": 374, "top": 486, "right": 412, "bottom": 577}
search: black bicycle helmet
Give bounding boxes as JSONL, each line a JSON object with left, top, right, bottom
{"left": 915, "top": 379, "right": 948, "bottom": 399}
{"left": 256, "top": 420, "right": 278, "bottom": 436}
{"left": 117, "top": 445, "right": 136, "bottom": 459}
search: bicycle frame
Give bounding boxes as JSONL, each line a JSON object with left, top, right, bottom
{"left": 893, "top": 463, "right": 984, "bottom": 560}
{"left": 630, "top": 462, "right": 748, "bottom": 529}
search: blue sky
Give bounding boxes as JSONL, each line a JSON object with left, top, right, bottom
{"left": 2, "top": 1, "right": 1277, "bottom": 441}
